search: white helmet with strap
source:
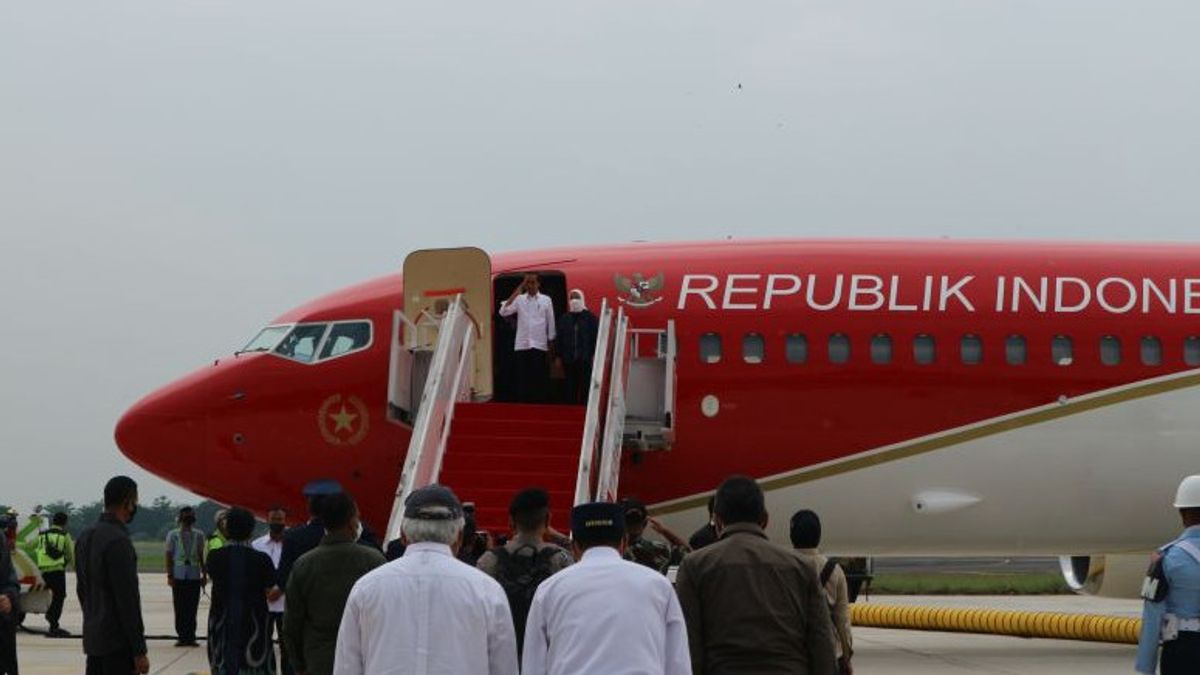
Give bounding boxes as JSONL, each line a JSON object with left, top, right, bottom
{"left": 1173, "top": 475, "right": 1200, "bottom": 509}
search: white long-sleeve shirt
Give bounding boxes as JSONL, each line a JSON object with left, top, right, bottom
{"left": 499, "top": 293, "right": 555, "bottom": 351}
{"left": 522, "top": 546, "right": 691, "bottom": 675}
{"left": 251, "top": 534, "right": 285, "bottom": 613}
{"left": 333, "top": 542, "right": 518, "bottom": 675}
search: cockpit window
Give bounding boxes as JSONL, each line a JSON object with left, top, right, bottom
{"left": 320, "top": 321, "right": 372, "bottom": 360}
{"left": 274, "top": 324, "right": 328, "bottom": 363}
{"left": 240, "top": 325, "right": 291, "bottom": 354}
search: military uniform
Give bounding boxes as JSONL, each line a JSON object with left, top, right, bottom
{"left": 1136, "top": 475, "right": 1200, "bottom": 675}
{"left": 621, "top": 498, "right": 688, "bottom": 575}
{"left": 624, "top": 536, "right": 684, "bottom": 575}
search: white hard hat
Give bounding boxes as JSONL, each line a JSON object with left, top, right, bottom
{"left": 1173, "top": 475, "right": 1200, "bottom": 509}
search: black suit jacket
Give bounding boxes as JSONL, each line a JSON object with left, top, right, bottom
{"left": 75, "top": 514, "right": 147, "bottom": 657}
{"left": 277, "top": 520, "right": 324, "bottom": 591}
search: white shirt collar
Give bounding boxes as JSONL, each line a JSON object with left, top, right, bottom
{"left": 405, "top": 541, "right": 455, "bottom": 557}
{"left": 580, "top": 546, "right": 621, "bottom": 562}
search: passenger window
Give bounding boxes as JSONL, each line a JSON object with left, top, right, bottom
{"left": 320, "top": 321, "right": 372, "bottom": 360}
{"left": 743, "top": 333, "right": 765, "bottom": 364}
{"left": 1005, "top": 335, "right": 1027, "bottom": 365}
{"left": 700, "top": 333, "right": 722, "bottom": 364}
{"left": 1141, "top": 337, "right": 1162, "bottom": 366}
{"left": 870, "top": 334, "right": 893, "bottom": 364}
{"left": 828, "top": 333, "right": 850, "bottom": 364}
{"left": 1052, "top": 335, "right": 1073, "bottom": 366}
{"left": 1100, "top": 336, "right": 1121, "bottom": 366}
{"left": 274, "top": 324, "right": 328, "bottom": 363}
{"left": 913, "top": 334, "right": 936, "bottom": 365}
{"left": 1187, "top": 337, "right": 1200, "bottom": 366}
{"left": 785, "top": 334, "right": 808, "bottom": 364}
{"left": 960, "top": 335, "right": 982, "bottom": 365}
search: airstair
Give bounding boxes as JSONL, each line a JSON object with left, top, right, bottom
{"left": 384, "top": 248, "right": 677, "bottom": 540}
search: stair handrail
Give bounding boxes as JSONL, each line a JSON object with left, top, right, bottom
{"left": 573, "top": 299, "right": 614, "bottom": 506}
{"left": 663, "top": 319, "right": 677, "bottom": 443}
{"left": 385, "top": 295, "right": 474, "bottom": 542}
{"left": 595, "top": 307, "right": 631, "bottom": 503}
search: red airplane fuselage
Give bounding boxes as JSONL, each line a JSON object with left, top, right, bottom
{"left": 116, "top": 240, "right": 1200, "bottom": 555}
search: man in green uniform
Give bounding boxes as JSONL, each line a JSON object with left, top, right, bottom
{"left": 621, "top": 498, "right": 689, "bottom": 575}
{"left": 284, "top": 492, "right": 384, "bottom": 675}
{"left": 34, "top": 512, "right": 73, "bottom": 637}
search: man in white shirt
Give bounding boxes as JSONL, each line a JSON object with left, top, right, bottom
{"left": 499, "top": 273, "right": 556, "bottom": 403}
{"left": 334, "top": 484, "right": 518, "bottom": 675}
{"left": 522, "top": 502, "right": 692, "bottom": 675}
{"left": 253, "top": 505, "right": 291, "bottom": 675}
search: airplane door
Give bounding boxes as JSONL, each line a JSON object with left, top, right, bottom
{"left": 401, "top": 247, "right": 493, "bottom": 400}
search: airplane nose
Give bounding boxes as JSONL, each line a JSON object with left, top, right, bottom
{"left": 115, "top": 385, "right": 207, "bottom": 489}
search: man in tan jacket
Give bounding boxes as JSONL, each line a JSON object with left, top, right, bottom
{"left": 791, "top": 509, "right": 853, "bottom": 675}
{"left": 675, "top": 476, "right": 836, "bottom": 675}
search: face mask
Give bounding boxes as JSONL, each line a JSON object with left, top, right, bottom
{"left": 269, "top": 523, "right": 285, "bottom": 536}
{"left": 569, "top": 299, "right": 584, "bottom": 313}
{"left": 354, "top": 521, "right": 364, "bottom": 541}
{"left": 126, "top": 504, "right": 138, "bottom": 524}
{"left": 180, "top": 515, "right": 195, "bottom": 526}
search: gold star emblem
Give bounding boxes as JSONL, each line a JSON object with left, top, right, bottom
{"left": 318, "top": 394, "right": 370, "bottom": 447}
{"left": 330, "top": 406, "right": 358, "bottom": 434}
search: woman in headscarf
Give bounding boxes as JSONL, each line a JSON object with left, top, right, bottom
{"left": 556, "top": 288, "right": 600, "bottom": 405}
{"left": 207, "top": 507, "right": 277, "bottom": 675}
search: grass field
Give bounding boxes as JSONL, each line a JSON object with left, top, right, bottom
{"left": 868, "top": 571, "right": 1070, "bottom": 595}
{"left": 135, "top": 540, "right": 167, "bottom": 573}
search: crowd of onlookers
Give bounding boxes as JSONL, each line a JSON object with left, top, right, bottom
{"left": 0, "top": 473, "right": 853, "bottom": 675}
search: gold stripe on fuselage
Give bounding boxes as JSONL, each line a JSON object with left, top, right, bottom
{"left": 650, "top": 369, "right": 1200, "bottom": 516}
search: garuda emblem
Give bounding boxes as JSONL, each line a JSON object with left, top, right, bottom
{"left": 614, "top": 272, "right": 666, "bottom": 309}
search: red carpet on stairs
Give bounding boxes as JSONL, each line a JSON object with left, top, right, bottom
{"left": 438, "top": 403, "right": 586, "bottom": 535}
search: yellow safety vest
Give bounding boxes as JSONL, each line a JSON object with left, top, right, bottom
{"left": 35, "top": 528, "right": 73, "bottom": 572}
{"left": 207, "top": 532, "right": 226, "bottom": 553}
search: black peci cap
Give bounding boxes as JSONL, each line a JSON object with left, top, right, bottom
{"left": 572, "top": 502, "right": 626, "bottom": 542}
{"left": 404, "top": 484, "right": 464, "bottom": 520}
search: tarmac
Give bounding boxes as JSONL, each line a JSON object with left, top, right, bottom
{"left": 14, "top": 574, "right": 1142, "bottom": 674}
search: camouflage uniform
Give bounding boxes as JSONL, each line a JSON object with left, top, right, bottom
{"left": 623, "top": 536, "right": 685, "bottom": 574}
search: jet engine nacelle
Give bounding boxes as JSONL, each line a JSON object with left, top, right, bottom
{"left": 1059, "top": 553, "right": 1150, "bottom": 599}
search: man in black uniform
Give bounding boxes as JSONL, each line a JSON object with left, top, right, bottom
{"left": 278, "top": 479, "right": 341, "bottom": 591}
{"left": 0, "top": 513, "right": 20, "bottom": 675}
{"left": 75, "top": 476, "right": 149, "bottom": 675}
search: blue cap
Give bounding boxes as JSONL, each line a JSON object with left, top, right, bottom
{"left": 571, "top": 502, "right": 626, "bottom": 542}
{"left": 303, "top": 479, "right": 343, "bottom": 497}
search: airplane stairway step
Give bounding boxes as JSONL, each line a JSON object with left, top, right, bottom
{"left": 438, "top": 402, "right": 587, "bottom": 534}
{"left": 451, "top": 403, "right": 585, "bottom": 438}
{"left": 440, "top": 452, "right": 578, "bottom": 473}
{"left": 446, "top": 436, "right": 579, "bottom": 457}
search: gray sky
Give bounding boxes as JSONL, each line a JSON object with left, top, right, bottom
{"left": 3, "top": 2, "right": 1199, "bottom": 513}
